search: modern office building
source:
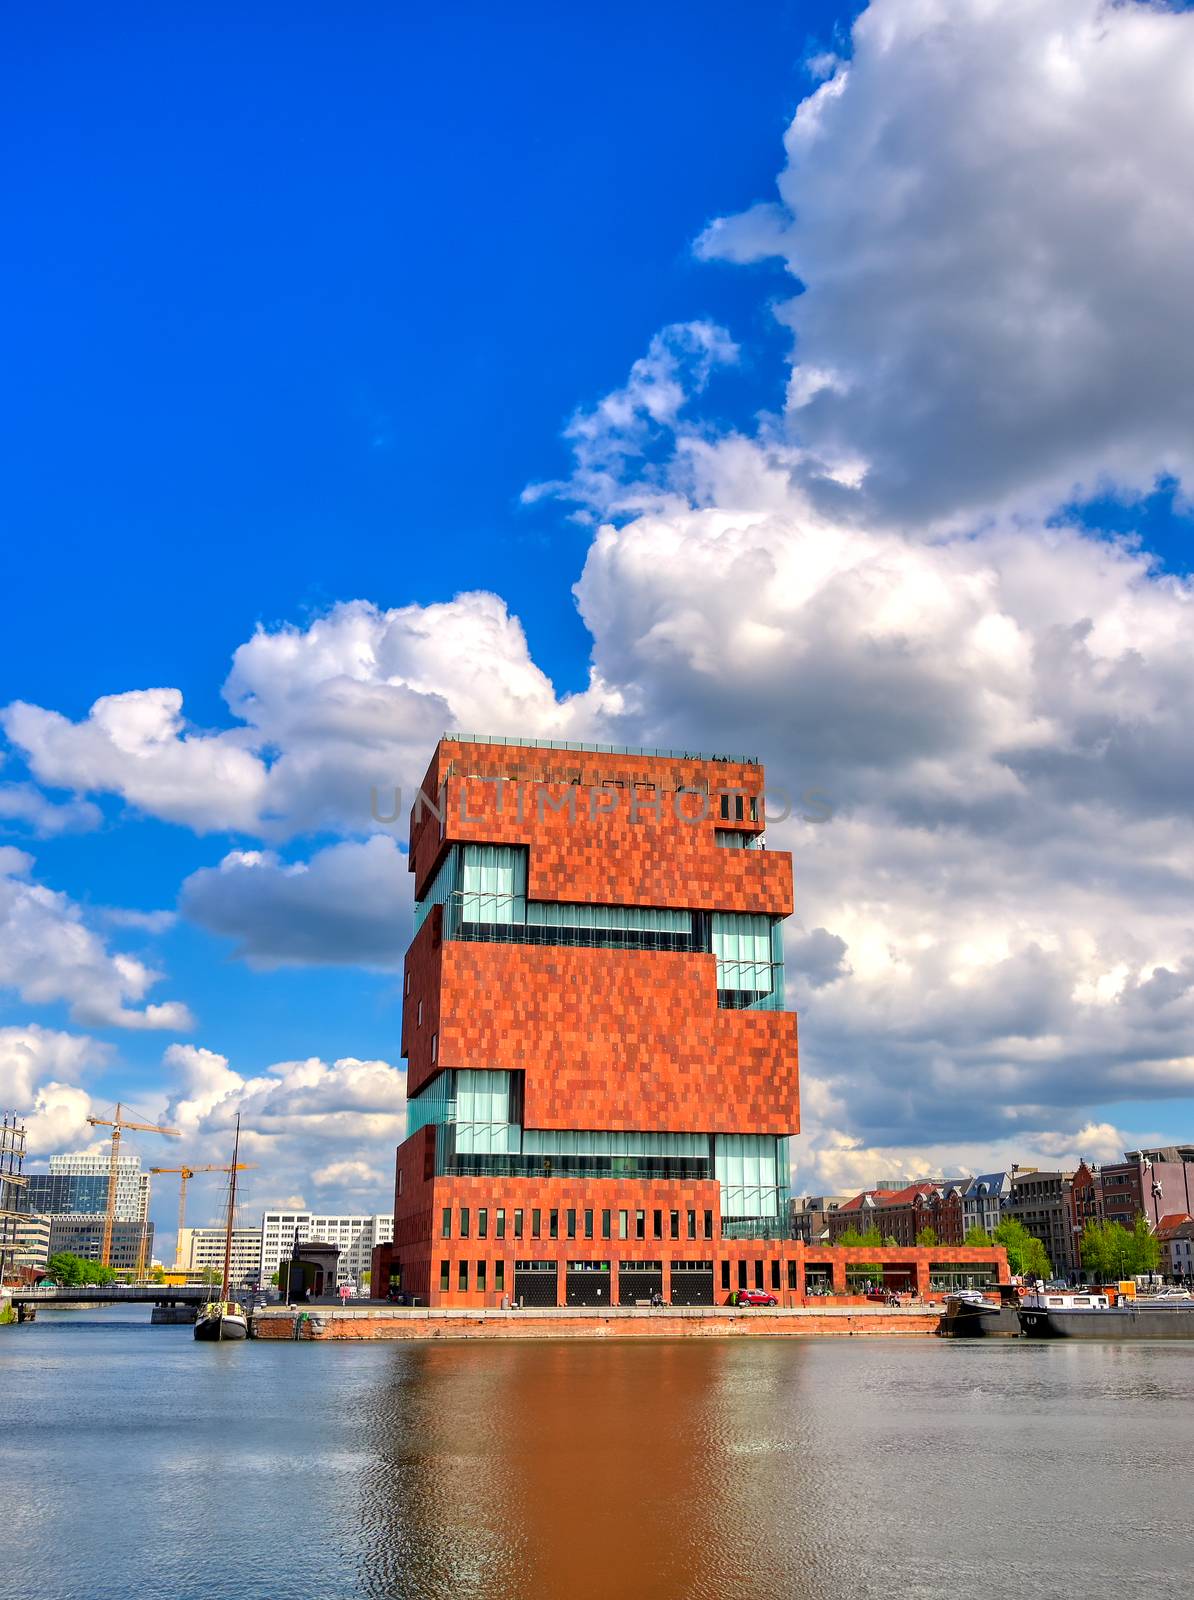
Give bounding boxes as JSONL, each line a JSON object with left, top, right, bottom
{"left": 176, "top": 1226, "right": 262, "bottom": 1285}
{"left": 25, "top": 1153, "right": 150, "bottom": 1223}
{"left": 47, "top": 1216, "right": 153, "bottom": 1272}
{"left": 383, "top": 732, "right": 799, "bottom": 1308}
{"left": 259, "top": 1212, "right": 393, "bottom": 1290}
{"left": 375, "top": 734, "right": 1005, "bottom": 1307}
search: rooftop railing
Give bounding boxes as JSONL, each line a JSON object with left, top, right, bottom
{"left": 444, "top": 731, "right": 760, "bottom": 765}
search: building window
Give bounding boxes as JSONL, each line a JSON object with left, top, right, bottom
{"left": 496, "top": 1208, "right": 506, "bottom": 1240}
{"left": 653, "top": 1209, "right": 662, "bottom": 1240}
{"left": 704, "top": 1209, "right": 713, "bottom": 1238}
{"left": 670, "top": 1210, "right": 680, "bottom": 1240}
{"left": 687, "top": 1210, "right": 696, "bottom": 1240}
{"left": 584, "top": 1209, "right": 593, "bottom": 1240}
{"left": 532, "top": 1209, "right": 541, "bottom": 1239}
{"left": 636, "top": 1210, "right": 645, "bottom": 1241}
{"left": 477, "top": 1261, "right": 486, "bottom": 1293}
{"left": 417, "top": 1000, "right": 424, "bottom": 1026}
{"left": 721, "top": 1261, "right": 731, "bottom": 1291}
{"left": 566, "top": 1209, "right": 576, "bottom": 1240}
{"left": 441, "top": 1208, "right": 451, "bottom": 1239}
{"left": 601, "top": 1209, "right": 611, "bottom": 1240}
{"left": 771, "top": 1260, "right": 780, "bottom": 1290}
{"left": 737, "top": 1260, "right": 747, "bottom": 1289}
{"left": 514, "top": 1208, "right": 523, "bottom": 1239}
{"left": 787, "top": 1261, "right": 798, "bottom": 1290}
{"left": 550, "top": 1209, "right": 559, "bottom": 1240}
{"left": 495, "top": 1260, "right": 505, "bottom": 1293}
{"left": 478, "top": 1208, "right": 488, "bottom": 1239}
{"left": 397, "top": 1170, "right": 403, "bottom": 1197}
{"left": 754, "top": 1260, "right": 764, "bottom": 1290}
{"left": 460, "top": 1207, "right": 470, "bottom": 1239}
{"left": 431, "top": 1032, "right": 438, "bottom": 1064}
{"left": 405, "top": 972, "right": 411, "bottom": 996}
{"left": 440, "top": 1261, "right": 449, "bottom": 1292}
{"left": 458, "top": 1261, "right": 468, "bottom": 1292}
{"left": 619, "top": 1210, "right": 628, "bottom": 1241}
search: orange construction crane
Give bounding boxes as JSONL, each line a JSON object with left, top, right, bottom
{"left": 85, "top": 1103, "right": 180, "bottom": 1269}
{"left": 150, "top": 1163, "right": 256, "bottom": 1268}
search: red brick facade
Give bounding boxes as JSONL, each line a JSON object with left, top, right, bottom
{"left": 386, "top": 735, "right": 1003, "bottom": 1307}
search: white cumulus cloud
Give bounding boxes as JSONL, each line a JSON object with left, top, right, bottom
{"left": 0, "top": 849, "right": 194, "bottom": 1031}
{"left": 697, "top": 0, "right": 1194, "bottom": 523}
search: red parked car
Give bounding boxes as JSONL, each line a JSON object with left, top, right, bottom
{"left": 730, "top": 1288, "right": 778, "bottom": 1307}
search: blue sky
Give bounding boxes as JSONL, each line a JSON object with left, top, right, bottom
{"left": 4, "top": 0, "right": 1194, "bottom": 1243}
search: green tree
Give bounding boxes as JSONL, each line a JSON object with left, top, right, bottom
{"left": 838, "top": 1225, "right": 884, "bottom": 1282}
{"left": 44, "top": 1253, "right": 116, "bottom": 1287}
{"left": 1081, "top": 1220, "right": 1131, "bottom": 1281}
{"left": 964, "top": 1225, "right": 991, "bottom": 1246}
{"left": 201, "top": 1267, "right": 223, "bottom": 1286}
{"left": 46, "top": 1252, "right": 85, "bottom": 1285}
{"left": 1130, "top": 1213, "right": 1161, "bottom": 1276}
{"left": 838, "top": 1225, "right": 883, "bottom": 1248}
{"left": 915, "top": 1226, "right": 938, "bottom": 1247}
{"left": 1081, "top": 1216, "right": 1159, "bottom": 1281}
{"left": 993, "top": 1219, "right": 1052, "bottom": 1279}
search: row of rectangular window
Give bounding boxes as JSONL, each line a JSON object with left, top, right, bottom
{"left": 437, "top": 1259, "right": 800, "bottom": 1293}
{"left": 441, "top": 1259, "right": 506, "bottom": 1294}
{"left": 720, "top": 1260, "right": 800, "bottom": 1291}
{"left": 441, "top": 1206, "right": 716, "bottom": 1242}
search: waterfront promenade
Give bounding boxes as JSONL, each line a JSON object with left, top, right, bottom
{"left": 253, "top": 1302, "right": 941, "bottom": 1339}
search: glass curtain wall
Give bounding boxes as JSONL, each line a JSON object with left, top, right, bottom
{"left": 715, "top": 1134, "right": 789, "bottom": 1219}
{"left": 416, "top": 849, "right": 784, "bottom": 1006}
{"left": 712, "top": 914, "right": 784, "bottom": 1010}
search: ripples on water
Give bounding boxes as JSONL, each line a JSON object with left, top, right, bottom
{"left": 2, "top": 1308, "right": 1193, "bottom": 1600}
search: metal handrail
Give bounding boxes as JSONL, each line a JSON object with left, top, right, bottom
{"left": 445, "top": 731, "right": 760, "bottom": 765}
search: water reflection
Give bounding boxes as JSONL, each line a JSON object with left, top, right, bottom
{"left": 355, "top": 1339, "right": 1194, "bottom": 1600}
{"left": 4, "top": 1313, "right": 1193, "bottom": 1600}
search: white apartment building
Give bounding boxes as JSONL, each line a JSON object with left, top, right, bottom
{"left": 11, "top": 1214, "right": 51, "bottom": 1274}
{"left": 259, "top": 1212, "right": 393, "bottom": 1291}
{"left": 176, "top": 1226, "right": 262, "bottom": 1285}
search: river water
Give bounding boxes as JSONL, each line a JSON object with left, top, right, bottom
{"left": 2, "top": 1306, "right": 1192, "bottom": 1600}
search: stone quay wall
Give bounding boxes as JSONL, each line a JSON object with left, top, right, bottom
{"left": 252, "top": 1304, "right": 941, "bottom": 1341}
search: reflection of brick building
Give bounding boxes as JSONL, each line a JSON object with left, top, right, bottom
{"left": 378, "top": 734, "right": 1004, "bottom": 1307}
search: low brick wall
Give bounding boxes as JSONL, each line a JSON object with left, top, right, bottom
{"left": 252, "top": 1305, "right": 941, "bottom": 1341}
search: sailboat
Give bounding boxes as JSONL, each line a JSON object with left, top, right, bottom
{"left": 194, "top": 1113, "right": 248, "bottom": 1342}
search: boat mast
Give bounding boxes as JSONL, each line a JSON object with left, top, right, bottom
{"left": 221, "top": 1114, "right": 241, "bottom": 1301}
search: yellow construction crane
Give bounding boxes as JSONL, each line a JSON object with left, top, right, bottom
{"left": 85, "top": 1103, "right": 180, "bottom": 1269}
{"left": 150, "top": 1163, "right": 257, "bottom": 1268}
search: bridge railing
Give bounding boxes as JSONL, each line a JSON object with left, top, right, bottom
{"left": 10, "top": 1283, "right": 211, "bottom": 1303}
